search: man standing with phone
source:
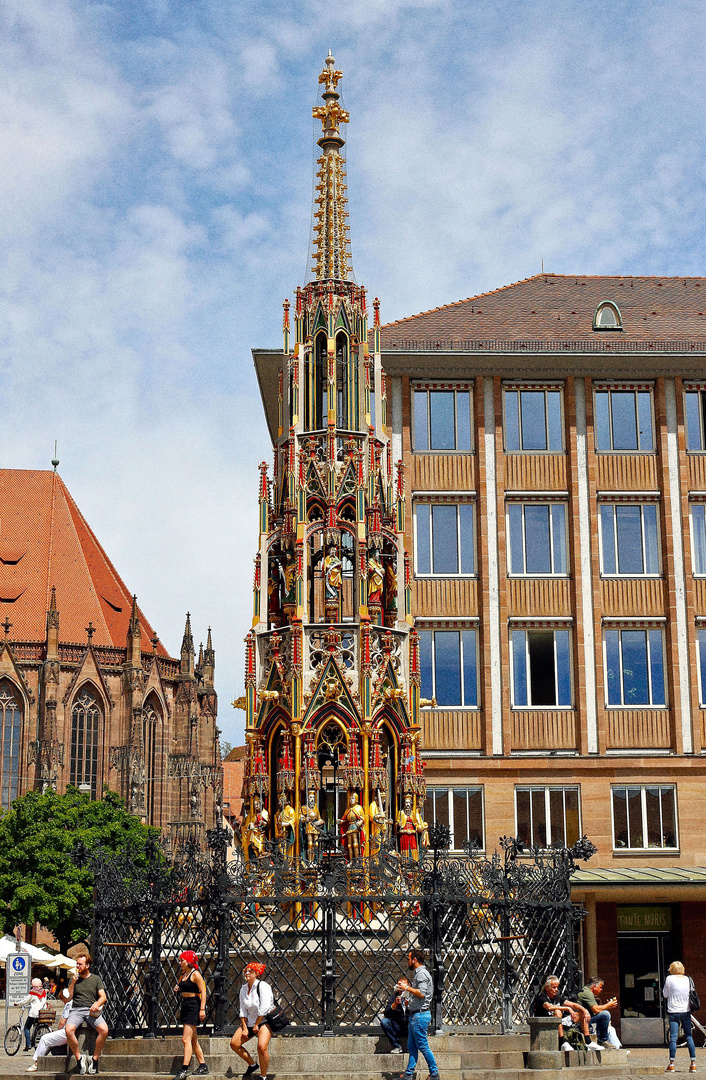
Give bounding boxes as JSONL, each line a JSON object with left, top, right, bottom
{"left": 396, "top": 950, "right": 439, "bottom": 1080}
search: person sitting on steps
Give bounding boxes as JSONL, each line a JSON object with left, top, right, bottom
{"left": 533, "top": 974, "right": 600, "bottom": 1052}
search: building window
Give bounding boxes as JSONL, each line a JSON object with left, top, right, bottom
{"left": 414, "top": 502, "right": 474, "bottom": 575}
{"left": 690, "top": 505, "right": 706, "bottom": 574}
{"left": 70, "top": 687, "right": 102, "bottom": 798}
{"left": 515, "top": 786, "right": 580, "bottom": 848}
{"left": 593, "top": 302, "right": 622, "bottom": 330}
{"left": 510, "top": 628, "right": 572, "bottom": 707}
{"left": 685, "top": 388, "right": 706, "bottom": 451}
{"left": 504, "top": 387, "right": 563, "bottom": 452}
{"left": 611, "top": 785, "right": 677, "bottom": 850}
{"left": 604, "top": 628, "right": 665, "bottom": 706}
{"left": 507, "top": 502, "right": 567, "bottom": 575}
{"left": 594, "top": 387, "right": 654, "bottom": 451}
{"left": 424, "top": 786, "right": 484, "bottom": 850}
{"left": 0, "top": 679, "right": 21, "bottom": 810}
{"left": 697, "top": 630, "right": 706, "bottom": 706}
{"left": 413, "top": 387, "right": 472, "bottom": 451}
{"left": 143, "top": 701, "right": 163, "bottom": 826}
{"left": 599, "top": 503, "right": 660, "bottom": 576}
{"left": 419, "top": 628, "right": 478, "bottom": 707}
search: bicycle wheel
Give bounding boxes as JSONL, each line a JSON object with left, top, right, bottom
{"left": 4, "top": 1024, "right": 22, "bottom": 1056}
{"left": 33, "top": 1025, "right": 51, "bottom": 1047}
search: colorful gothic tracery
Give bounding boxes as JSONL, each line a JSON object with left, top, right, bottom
{"left": 241, "top": 53, "right": 427, "bottom": 862}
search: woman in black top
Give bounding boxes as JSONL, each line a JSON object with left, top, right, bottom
{"left": 174, "top": 950, "right": 208, "bottom": 1080}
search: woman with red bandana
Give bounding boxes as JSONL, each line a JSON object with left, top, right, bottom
{"left": 230, "top": 962, "right": 276, "bottom": 1080}
{"left": 174, "top": 951, "right": 208, "bottom": 1080}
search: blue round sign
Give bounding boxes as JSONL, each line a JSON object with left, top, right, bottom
{"left": 11, "top": 956, "right": 26, "bottom": 972}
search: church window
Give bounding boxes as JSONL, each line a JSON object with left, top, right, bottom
{"left": 419, "top": 628, "right": 478, "bottom": 707}
{"left": 0, "top": 680, "right": 21, "bottom": 809}
{"left": 504, "top": 385, "right": 563, "bottom": 452}
{"left": 594, "top": 385, "right": 653, "bottom": 451}
{"left": 413, "top": 386, "right": 472, "bottom": 451}
{"left": 144, "top": 701, "right": 163, "bottom": 826}
{"left": 593, "top": 301, "right": 622, "bottom": 330}
{"left": 510, "top": 629, "right": 572, "bottom": 708}
{"left": 507, "top": 501, "right": 567, "bottom": 575}
{"left": 414, "top": 502, "right": 474, "bottom": 576}
{"left": 70, "top": 688, "right": 102, "bottom": 798}
{"left": 424, "top": 786, "right": 484, "bottom": 851}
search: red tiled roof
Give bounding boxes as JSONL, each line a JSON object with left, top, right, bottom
{"left": 0, "top": 470, "right": 169, "bottom": 653}
{"left": 380, "top": 274, "right": 706, "bottom": 347}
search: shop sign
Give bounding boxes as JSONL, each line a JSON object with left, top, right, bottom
{"left": 617, "top": 905, "right": 672, "bottom": 933}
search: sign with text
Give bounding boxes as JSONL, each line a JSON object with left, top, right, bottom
{"left": 6, "top": 950, "right": 32, "bottom": 1002}
{"left": 617, "top": 905, "right": 672, "bottom": 933}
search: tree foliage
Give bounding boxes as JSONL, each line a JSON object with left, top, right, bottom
{"left": 0, "top": 787, "right": 160, "bottom": 951}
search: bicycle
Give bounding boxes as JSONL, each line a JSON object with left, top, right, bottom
{"left": 4, "top": 1002, "right": 29, "bottom": 1056}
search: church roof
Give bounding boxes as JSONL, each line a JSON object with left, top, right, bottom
{"left": 381, "top": 273, "right": 706, "bottom": 349}
{"left": 0, "top": 469, "right": 168, "bottom": 653}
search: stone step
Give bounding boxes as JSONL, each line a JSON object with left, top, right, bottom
{"left": 99, "top": 1034, "right": 529, "bottom": 1055}
{"left": 24, "top": 1068, "right": 666, "bottom": 1080}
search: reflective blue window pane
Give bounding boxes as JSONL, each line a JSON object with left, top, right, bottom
{"left": 462, "top": 629, "right": 478, "bottom": 706}
{"left": 415, "top": 504, "right": 431, "bottom": 574}
{"left": 434, "top": 631, "right": 462, "bottom": 706}
{"left": 643, "top": 504, "right": 659, "bottom": 574}
{"left": 511, "top": 630, "right": 528, "bottom": 706}
{"left": 547, "top": 391, "right": 563, "bottom": 451}
{"left": 505, "top": 390, "right": 520, "bottom": 451}
{"left": 431, "top": 504, "right": 459, "bottom": 573}
{"left": 524, "top": 504, "right": 551, "bottom": 573}
{"left": 430, "top": 392, "right": 455, "bottom": 450}
{"left": 600, "top": 506, "right": 616, "bottom": 574}
{"left": 605, "top": 630, "right": 622, "bottom": 705}
{"left": 555, "top": 630, "right": 572, "bottom": 706}
{"left": 551, "top": 504, "right": 567, "bottom": 574}
{"left": 616, "top": 505, "right": 644, "bottom": 574}
{"left": 419, "top": 631, "right": 433, "bottom": 700}
{"left": 621, "top": 630, "right": 650, "bottom": 705}
{"left": 637, "top": 392, "right": 653, "bottom": 451}
{"left": 611, "top": 392, "right": 639, "bottom": 450}
{"left": 508, "top": 504, "right": 524, "bottom": 573}
{"left": 459, "top": 503, "right": 474, "bottom": 574}
{"left": 413, "top": 391, "right": 428, "bottom": 450}
{"left": 698, "top": 630, "right": 706, "bottom": 706}
{"left": 520, "top": 391, "right": 547, "bottom": 450}
{"left": 595, "top": 391, "right": 611, "bottom": 451}
{"left": 456, "top": 391, "right": 471, "bottom": 451}
{"left": 648, "top": 630, "right": 665, "bottom": 705}
{"left": 686, "top": 392, "right": 703, "bottom": 451}
{"left": 693, "top": 505, "right": 706, "bottom": 575}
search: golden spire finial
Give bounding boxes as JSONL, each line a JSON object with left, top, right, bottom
{"left": 309, "top": 52, "right": 353, "bottom": 282}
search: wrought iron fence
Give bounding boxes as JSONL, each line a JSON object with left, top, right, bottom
{"left": 78, "top": 827, "right": 595, "bottom": 1037}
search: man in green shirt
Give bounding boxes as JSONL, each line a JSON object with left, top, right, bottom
{"left": 577, "top": 976, "right": 618, "bottom": 1048}
{"left": 65, "top": 952, "right": 109, "bottom": 1075}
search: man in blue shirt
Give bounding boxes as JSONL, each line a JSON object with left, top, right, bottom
{"left": 396, "top": 949, "right": 439, "bottom": 1080}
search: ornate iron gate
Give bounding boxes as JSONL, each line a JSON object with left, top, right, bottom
{"left": 82, "top": 829, "right": 595, "bottom": 1036}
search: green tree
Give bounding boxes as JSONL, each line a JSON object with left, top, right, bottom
{"left": 0, "top": 786, "right": 160, "bottom": 952}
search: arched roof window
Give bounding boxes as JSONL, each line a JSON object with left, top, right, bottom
{"left": 593, "top": 301, "right": 622, "bottom": 330}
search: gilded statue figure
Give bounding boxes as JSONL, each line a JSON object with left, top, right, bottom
{"left": 244, "top": 796, "right": 269, "bottom": 859}
{"left": 396, "top": 794, "right": 429, "bottom": 857}
{"left": 299, "top": 790, "right": 325, "bottom": 862}
{"left": 367, "top": 552, "right": 384, "bottom": 605}
{"left": 275, "top": 792, "right": 297, "bottom": 856}
{"left": 340, "top": 789, "right": 366, "bottom": 859}
{"left": 323, "top": 545, "right": 342, "bottom": 601}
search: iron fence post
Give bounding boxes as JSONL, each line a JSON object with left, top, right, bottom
{"left": 430, "top": 895, "right": 445, "bottom": 1035}
{"left": 213, "top": 894, "right": 229, "bottom": 1035}
{"left": 500, "top": 900, "right": 512, "bottom": 1034}
{"left": 322, "top": 894, "right": 336, "bottom": 1034}
{"left": 146, "top": 906, "right": 162, "bottom": 1039}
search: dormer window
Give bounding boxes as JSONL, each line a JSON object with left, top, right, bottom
{"left": 594, "top": 301, "right": 622, "bottom": 330}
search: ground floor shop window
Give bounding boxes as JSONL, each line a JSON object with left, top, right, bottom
{"left": 611, "top": 785, "right": 677, "bottom": 850}
{"left": 515, "top": 785, "right": 580, "bottom": 848}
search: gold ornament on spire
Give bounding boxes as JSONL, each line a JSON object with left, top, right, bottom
{"left": 310, "top": 52, "right": 353, "bottom": 282}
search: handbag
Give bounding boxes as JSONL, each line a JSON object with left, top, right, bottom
{"left": 256, "top": 983, "right": 290, "bottom": 1032}
{"left": 689, "top": 978, "right": 701, "bottom": 1013}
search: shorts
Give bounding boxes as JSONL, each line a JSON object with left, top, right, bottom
{"left": 180, "top": 999, "right": 201, "bottom": 1026}
{"left": 242, "top": 1022, "right": 272, "bottom": 1040}
{"left": 66, "top": 1008, "right": 108, "bottom": 1032}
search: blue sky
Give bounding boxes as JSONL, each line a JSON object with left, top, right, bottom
{"left": 2, "top": 0, "right": 705, "bottom": 745}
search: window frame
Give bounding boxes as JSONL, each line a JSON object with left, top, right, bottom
{"left": 413, "top": 498, "right": 476, "bottom": 577}
{"left": 503, "top": 383, "right": 565, "bottom": 454}
{"left": 418, "top": 626, "right": 479, "bottom": 709}
{"left": 593, "top": 301, "right": 623, "bottom": 331}
{"left": 603, "top": 626, "right": 667, "bottom": 708}
{"left": 684, "top": 385, "right": 706, "bottom": 453}
{"left": 690, "top": 502, "right": 706, "bottom": 576}
{"left": 412, "top": 383, "right": 474, "bottom": 454}
{"left": 593, "top": 383, "right": 655, "bottom": 453}
{"left": 509, "top": 626, "right": 573, "bottom": 709}
{"left": 514, "top": 785, "right": 581, "bottom": 849}
{"left": 696, "top": 628, "right": 706, "bottom": 707}
{"left": 610, "top": 784, "right": 678, "bottom": 852}
{"left": 506, "top": 499, "right": 568, "bottom": 577}
{"left": 0, "top": 679, "right": 22, "bottom": 810}
{"left": 598, "top": 500, "right": 661, "bottom": 578}
{"left": 425, "top": 785, "right": 485, "bottom": 852}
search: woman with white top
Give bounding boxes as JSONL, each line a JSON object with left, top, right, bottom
{"left": 663, "top": 961, "right": 696, "bottom": 1073}
{"left": 229, "top": 963, "right": 275, "bottom": 1080}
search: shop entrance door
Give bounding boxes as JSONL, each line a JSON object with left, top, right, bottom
{"left": 618, "top": 935, "right": 665, "bottom": 1046}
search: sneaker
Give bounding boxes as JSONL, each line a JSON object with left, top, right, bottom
{"left": 194, "top": 1067, "right": 209, "bottom": 1076}
{"left": 243, "top": 1067, "right": 259, "bottom": 1079}
{"left": 587, "top": 1041, "right": 602, "bottom": 1051}
{"left": 390, "top": 1046, "right": 403, "bottom": 1054}
{"left": 601, "top": 1042, "right": 613, "bottom": 1050}
{"left": 88, "top": 1060, "right": 99, "bottom": 1075}
{"left": 665, "top": 1064, "right": 675, "bottom": 1073}
{"left": 175, "top": 1069, "right": 190, "bottom": 1080}
{"left": 689, "top": 1064, "right": 697, "bottom": 1073}
{"left": 561, "top": 1042, "right": 573, "bottom": 1052}
{"left": 26, "top": 1066, "right": 38, "bottom": 1073}
{"left": 80, "top": 1054, "right": 89, "bottom": 1075}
